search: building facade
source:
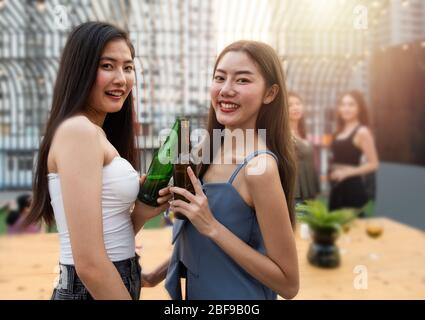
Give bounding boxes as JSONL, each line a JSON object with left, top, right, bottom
{"left": 1, "top": 0, "right": 424, "bottom": 190}
{"left": 0, "top": 0, "right": 214, "bottom": 189}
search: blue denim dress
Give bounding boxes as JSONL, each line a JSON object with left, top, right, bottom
{"left": 165, "top": 150, "right": 278, "bottom": 300}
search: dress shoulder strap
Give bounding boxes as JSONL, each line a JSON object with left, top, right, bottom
{"left": 228, "top": 150, "right": 278, "bottom": 184}
{"left": 350, "top": 125, "right": 363, "bottom": 138}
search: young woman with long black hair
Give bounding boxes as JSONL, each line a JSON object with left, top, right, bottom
{"left": 26, "top": 22, "right": 171, "bottom": 300}
{"left": 144, "top": 41, "right": 299, "bottom": 300}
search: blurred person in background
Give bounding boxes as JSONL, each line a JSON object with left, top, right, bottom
{"left": 328, "top": 90, "right": 379, "bottom": 215}
{"left": 6, "top": 194, "right": 41, "bottom": 235}
{"left": 288, "top": 92, "right": 320, "bottom": 205}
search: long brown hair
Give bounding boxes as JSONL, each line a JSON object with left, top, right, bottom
{"left": 27, "top": 22, "right": 139, "bottom": 226}
{"left": 335, "top": 90, "right": 370, "bottom": 136}
{"left": 287, "top": 91, "right": 307, "bottom": 139}
{"left": 198, "top": 40, "right": 297, "bottom": 228}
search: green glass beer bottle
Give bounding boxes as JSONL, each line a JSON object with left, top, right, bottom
{"left": 137, "top": 119, "right": 180, "bottom": 207}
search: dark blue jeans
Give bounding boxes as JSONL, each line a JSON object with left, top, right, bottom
{"left": 51, "top": 255, "right": 141, "bottom": 300}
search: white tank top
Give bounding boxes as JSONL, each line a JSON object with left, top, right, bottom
{"left": 48, "top": 156, "right": 139, "bottom": 265}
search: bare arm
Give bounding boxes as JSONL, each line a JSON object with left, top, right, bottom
{"left": 141, "top": 258, "right": 170, "bottom": 287}
{"left": 130, "top": 174, "right": 172, "bottom": 289}
{"left": 52, "top": 118, "right": 131, "bottom": 299}
{"left": 131, "top": 175, "right": 171, "bottom": 234}
{"left": 170, "top": 158, "right": 300, "bottom": 299}
{"left": 348, "top": 127, "right": 379, "bottom": 177}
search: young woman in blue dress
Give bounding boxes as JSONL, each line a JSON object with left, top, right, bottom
{"left": 144, "top": 40, "right": 299, "bottom": 300}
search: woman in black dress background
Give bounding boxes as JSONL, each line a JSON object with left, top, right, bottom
{"left": 329, "top": 90, "right": 379, "bottom": 215}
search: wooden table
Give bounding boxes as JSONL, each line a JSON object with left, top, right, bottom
{"left": 295, "top": 218, "right": 425, "bottom": 299}
{"left": 0, "top": 218, "right": 424, "bottom": 300}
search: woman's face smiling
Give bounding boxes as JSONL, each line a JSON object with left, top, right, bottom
{"left": 86, "top": 39, "right": 135, "bottom": 119}
{"left": 210, "top": 51, "right": 272, "bottom": 131}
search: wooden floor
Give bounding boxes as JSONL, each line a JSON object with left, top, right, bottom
{"left": 0, "top": 218, "right": 424, "bottom": 300}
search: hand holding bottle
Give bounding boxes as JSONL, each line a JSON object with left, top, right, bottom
{"left": 132, "top": 175, "right": 172, "bottom": 232}
{"left": 138, "top": 119, "right": 180, "bottom": 207}
{"left": 170, "top": 167, "right": 220, "bottom": 239}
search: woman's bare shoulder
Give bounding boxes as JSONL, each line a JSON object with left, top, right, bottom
{"left": 49, "top": 116, "right": 102, "bottom": 171}
{"left": 244, "top": 153, "right": 279, "bottom": 185}
{"left": 355, "top": 126, "right": 373, "bottom": 142}
{"left": 51, "top": 116, "right": 102, "bottom": 150}
{"left": 55, "top": 115, "right": 98, "bottom": 137}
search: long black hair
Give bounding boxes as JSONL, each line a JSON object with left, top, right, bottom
{"left": 198, "top": 41, "right": 297, "bottom": 229}
{"left": 27, "top": 22, "right": 139, "bottom": 226}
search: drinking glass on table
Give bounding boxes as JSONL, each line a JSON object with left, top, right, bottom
{"left": 365, "top": 218, "right": 384, "bottom": 261}
{"left": 366, "top": 219, "right": 384, "bottom": 239}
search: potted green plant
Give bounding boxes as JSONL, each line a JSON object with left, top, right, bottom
{"left": 296, "top": 200, "right": 357, "bottom": 268}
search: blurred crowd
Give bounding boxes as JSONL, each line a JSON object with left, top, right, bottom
{"left": 1, "top": 194, "right": 42, "bottom": 235}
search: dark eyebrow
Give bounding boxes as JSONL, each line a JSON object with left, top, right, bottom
{"left": 100, "top": 57, "right": 134, "bottom": 64}
{"left": 215, "top": 68, "right": 254, "bottom": 76}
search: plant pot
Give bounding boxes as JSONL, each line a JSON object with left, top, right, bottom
{"left": 307, "top": 227, "right": 340, "bottom": 268}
